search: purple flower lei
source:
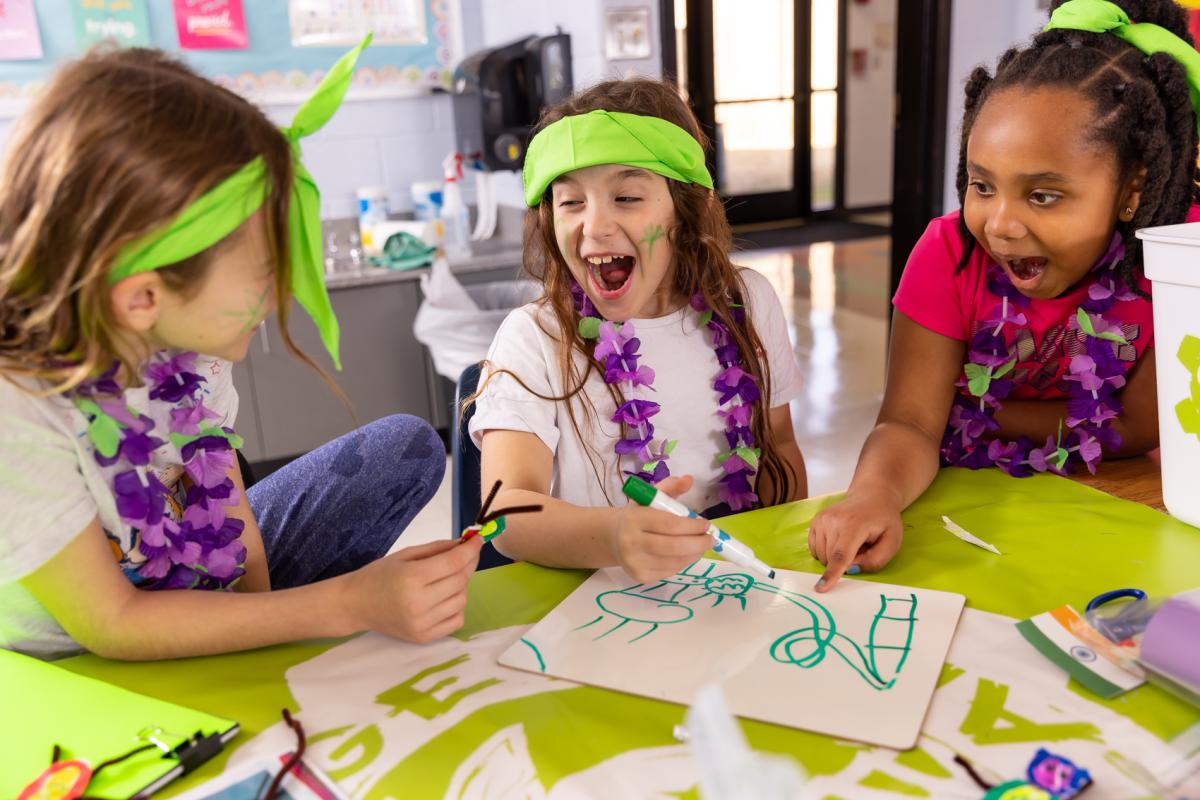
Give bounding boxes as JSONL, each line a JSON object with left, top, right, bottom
{"left": 572, "top": 283, "right": 762, "bottom": 511}
{"left": 71, "top": 352, "right": 247, "bottom": 590}
{"left": 942, "top": 234, "right": 1139, "bottom": 477}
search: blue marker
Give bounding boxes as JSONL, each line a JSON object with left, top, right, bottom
{"left": 622, "top": 476, "right": 776, "bottom": 580}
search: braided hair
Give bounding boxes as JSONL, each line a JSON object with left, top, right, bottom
{"left": 954, "top": 0, "right": 1200, "bottom": 297}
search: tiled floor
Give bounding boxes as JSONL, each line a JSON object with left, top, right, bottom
{"left": 400, "top": 236, "right": 892, "bottom": 549}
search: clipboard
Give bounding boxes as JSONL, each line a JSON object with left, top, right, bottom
{"left": 0, "top": 648, "right": 239, "bottom": 799}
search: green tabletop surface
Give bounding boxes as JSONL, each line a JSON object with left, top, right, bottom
{"left": 57, "top": 468, "right": 1200, "bottom": 798}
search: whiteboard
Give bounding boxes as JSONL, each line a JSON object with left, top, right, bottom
{"left": 498, "top": 559, "right": 965, "bottom": 750}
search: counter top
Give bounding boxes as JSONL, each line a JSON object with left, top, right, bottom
{"left": 325, "top": 237, "right": 525, "bottom": 290}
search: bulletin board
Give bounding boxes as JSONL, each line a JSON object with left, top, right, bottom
{"left": 0, "top": 0, "right": 461, "bottom": 117}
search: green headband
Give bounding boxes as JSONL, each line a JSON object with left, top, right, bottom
{"left": 108, "top": 34, "right": 373, "bottom": 370}
{"left": 1045, "top": 0, "right": 1200, "bottom": 139}
{"left": 522, "top": 109, "right": 714, "bottom": 208}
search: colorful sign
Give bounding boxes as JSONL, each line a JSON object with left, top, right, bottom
{"left": 173, "top": 0, "right": 248, "bottom": 50}
{"left": 71, "top": 0, "right": 151, "bottom": 49}
{"left": 0, "top": 0, "right": 43, "bottom": 61}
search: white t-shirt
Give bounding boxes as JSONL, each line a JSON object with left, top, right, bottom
{"left": 0, "top": 353, "right": 237, "bottom": 659}
{"left": 470, "top": 269, "right": 803, "bottom": 511}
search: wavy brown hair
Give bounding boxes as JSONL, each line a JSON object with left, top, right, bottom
{"left": 476, "top": 78, "right": 797, "bottom": 507}
{"left": 0, "top": 46, "right": 309, "bottom": 394}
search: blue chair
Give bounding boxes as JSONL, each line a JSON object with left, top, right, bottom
{"left": 452, "top": 362, "right": 513, "bottom": 570}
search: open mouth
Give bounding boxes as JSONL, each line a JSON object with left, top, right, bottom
{"left": 584, "top": 254, "right": 636, "bottom": 299}
{"left": 1002, "top": 256, "right": 1048, "bottom": 285}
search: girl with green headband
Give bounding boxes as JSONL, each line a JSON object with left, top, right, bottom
{"left": 811, "top": 0, "right": 1200, "bottom": 592}
{"left": 470, "top": 79, "right": 808, "bottom": 583}
{"left": 0, "top": 44, "right": 482, "bottom": 660}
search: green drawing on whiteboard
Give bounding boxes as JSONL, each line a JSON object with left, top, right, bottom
{"left": 573, "top": 561, "right": 918, "bottom": 691}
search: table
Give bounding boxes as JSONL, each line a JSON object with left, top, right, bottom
{"left": 1069, "top": 455, "right": 1165, "bottom": 512}
{"left": 60, "top": 469, "right": 1200, "bottom": 798}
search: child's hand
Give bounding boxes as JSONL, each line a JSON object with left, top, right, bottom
{"left": 807, "top": 492, "right": 903, "bottom": 593}
{"left": 349, "top": 537, "right": 484, "bottom": 643}
{"left": 609, "top": 474, "right": 712, "bottom": 583}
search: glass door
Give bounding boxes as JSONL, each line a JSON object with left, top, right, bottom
{"left": 682, "top": 0, "right": 843, "bottom": 225}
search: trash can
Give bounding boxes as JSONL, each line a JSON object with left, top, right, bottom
{"left": 1137, "top": 222, "right": 1200, "bottom": 528}
{"left": 414, "top": 257, "right": 540, "bottom": 383}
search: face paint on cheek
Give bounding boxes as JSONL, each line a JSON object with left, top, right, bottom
{"left": 640, "top": 223, "right": 665, "bottom": 261}
{"left": 220, "top": 284, "right": 271, "bottom": 336}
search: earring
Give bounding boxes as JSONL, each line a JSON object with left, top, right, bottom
{"left": 1121, "top": 206, "right": 1134, "bottom": 221}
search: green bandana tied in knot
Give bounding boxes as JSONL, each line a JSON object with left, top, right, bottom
{"left": 522, "top": 109, "right": 714, "bottom": 207}
{"left": 108, "top": 34, "right": 373, "bottom": 370}
{"left": 1045, "top": 0, "right": 1200, "bottom": 139}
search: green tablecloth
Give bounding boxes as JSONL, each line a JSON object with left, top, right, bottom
{"left": 60, "top": 468, "right": 1200, "bottom": 797}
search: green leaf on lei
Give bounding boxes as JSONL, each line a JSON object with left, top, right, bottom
{"left": 578, "top": 316, "right": 601, "bottom": 339}
{"left": 734, "top": 446, "right": 761, "bottom": 469}
{"left": 699, "top": 310, "right": 713, "bottom": 327}
{"left": 170, "top": 424, "right": 245, "bottom": 452}
{"left": 963, "top": 363, "right": 992, "bottom": 397}
{"left": 77, "top": 398, "right": 122, "bottom": 458}
{"left": 993, "top": 358, "right": 1016, "bottom": 379}
{"left": 1075, "top": 307, "right": 1128, "bottom": 345}
{"left": 664, "top": 439, "right": 678, "bottom": 456}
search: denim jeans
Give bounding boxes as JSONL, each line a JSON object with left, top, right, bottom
{"left": 247, "top": 414, "right": 445, "bottom": 589}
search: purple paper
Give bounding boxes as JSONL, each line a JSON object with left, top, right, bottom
{"left": 1142, "top": 589, "right": 1200, "bottom": 691}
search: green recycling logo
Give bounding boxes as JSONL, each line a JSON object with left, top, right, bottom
{"left": 1177, "top": 335, "right": 1200, "bottom": 440}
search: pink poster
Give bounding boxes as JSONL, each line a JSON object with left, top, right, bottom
{"left": 173, "top": 0, "right": 249, "bottom": 50}
{"left": 0, "top": 0, "right": 44, "bottom": 61}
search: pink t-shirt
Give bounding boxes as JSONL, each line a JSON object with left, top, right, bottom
{"left": 894, "top": 208, "right": 1200, "bottom": 400}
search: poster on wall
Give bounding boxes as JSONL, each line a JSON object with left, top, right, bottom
{"left": 71, "top": 0, "right": 151, "bottom": 49}
{"left": 173, "top": 0, "right": 249, "bottom": 50}
{"left": 288, "top": 0, "right": 427, "bottom": 48}
{"left": 0, "top": 0, "right": 44, "bottom": 61}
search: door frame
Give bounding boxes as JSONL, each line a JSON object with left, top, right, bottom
{"left": 889, "top": 0, "right": 952, "bottom": 301}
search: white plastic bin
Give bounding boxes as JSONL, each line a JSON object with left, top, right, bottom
{"left": 1137, "top": 222, "right": 1200, "bottom": 528}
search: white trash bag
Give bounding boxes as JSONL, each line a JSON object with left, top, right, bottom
{"left": 413, "top": 257, "right": 540, "bottom": 382}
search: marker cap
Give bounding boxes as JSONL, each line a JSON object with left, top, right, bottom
{"left": 622, "top": 475, "right": 657, "bottom": 507}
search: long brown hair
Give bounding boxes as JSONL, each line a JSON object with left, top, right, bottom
{"left": 0, "top": 46, "right": 307, "bottom": 394}
{"left": 477, "top": 78, "right": 796, "bottom": 506}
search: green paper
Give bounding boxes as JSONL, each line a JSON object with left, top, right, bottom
{"left": 1046, "top": 0, "right": 1200, "bottom": 139}
{"left": 523, "top": 110, "right": 713, "bottom": 207}
{"left": 106, "top": 35, "right": 375, "bottom": 371}
{"left": 0, "top": 648, "right": 237, "bottom": 799}
{"left": 1179, "top": 334, "right": 1200, "bottom": 373}
{"left": 1075, "top": 307, "right": 1128, "bottom": 345}
{"left": 578, "top": 316, "right": 601, "bottom": 339}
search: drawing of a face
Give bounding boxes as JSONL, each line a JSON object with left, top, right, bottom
{"left": 704, "top": 574, "right": 753, "bottom": 597}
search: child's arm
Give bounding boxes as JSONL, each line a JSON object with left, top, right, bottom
{"left": 757, "top": 404, "right": 808, "bottom": 504}
{"left": 225, "top": 460, "right": 270, "bottom": 592}
{"left": 993, "top": 350, "right": 1159, "bottom": 456}
{"left": 808, "top": 311, "right": 965, "bottom": 591}
{"left": 19, "top": 516, "right": 484, "bottom": 660}
{"left": 480, "top": 429, "right": 711, "bottom": 582}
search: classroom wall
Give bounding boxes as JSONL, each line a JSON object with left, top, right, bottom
{"left": 843, "top": 0, "right": 896, "bottom": 209}
{"left": 0, "top": 0, "right": 661, "bottom": 219}
{"left": 942, "top": 0, "right": 1045, "bottom": 214}
{"left": 480, "top": 0, "right": 664, "bottom": 208}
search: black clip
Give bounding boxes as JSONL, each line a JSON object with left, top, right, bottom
{"left": 171, "top": 731, "right": 225, "bottom": 775}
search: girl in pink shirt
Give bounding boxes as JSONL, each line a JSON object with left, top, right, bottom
{"left": 810, "top": 0, "right": 1200, "bottom": 590}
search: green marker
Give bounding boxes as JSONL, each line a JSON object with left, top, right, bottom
{"left": 622, "top": 476, "right": 776, "bottom": 580}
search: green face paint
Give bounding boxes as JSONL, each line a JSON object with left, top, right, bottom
{"left": 640, "top": 223, "right": 664, "bottom": 260}
{"left": 221, "top": 284, "right": 271, "bottom": 336}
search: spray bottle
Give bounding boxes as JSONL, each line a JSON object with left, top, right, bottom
{"left": 439, "top": 152, "right": 471, "bottom": 259}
